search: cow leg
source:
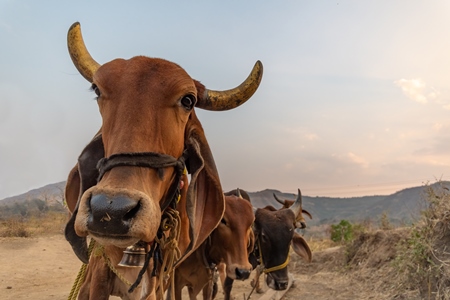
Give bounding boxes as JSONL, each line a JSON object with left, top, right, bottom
{"left": 250, "top": 268, "right": 264, "bottom": 294}
{"left": 187, "top": 286, "right": 198, "bottom": 300}
{"left": 166, "top": 284, "right": 182, "bottom": 300}
{"left": 77, "top": 258, "right": 112, "bottom": 300}
{"left": 222, "top": 277, "right": 234, "bottom": 300}
{"left": 77, "top": 270, "right": 92, "bottom": 300}
{"left": 170, "top": 271, "right": 185, "bottom": 300}
{"left": 202, "top": 280, "right": 214, "bottom": 300}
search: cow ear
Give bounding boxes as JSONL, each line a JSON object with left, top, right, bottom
{"left": 64, "top": 131, "right": 104, "bottom": 264}
{"left": 291, "top": 232, "right": 312, "bottom": 263}
{"left": 302, "top": 209, "right": 313, "bottom": 220}
{"left": 65, "top": 165, "right": 81, "bottom": 213}
{"left": 176, "top": 110, "right": 225, "bottom": 265}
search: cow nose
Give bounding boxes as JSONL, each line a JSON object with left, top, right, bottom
{"left": 235, "top": 268, "right": 251, "bottom": 280}
{"left": 276, "top": 280, "right": 289, "bottom": 290}
{"left": 87, "top": 193, "right": 141, "bottom": 235}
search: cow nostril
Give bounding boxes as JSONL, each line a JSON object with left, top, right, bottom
{"left": 124, "top": 200, "right": 141, "bottom": 221}
{"left": 276, "top": 280, "right": 288, "bottom": 290}
{"left": 235, "top": 268, "right": 251, "bottom": 280}
{"left": 88, "top": 194, "right": 142, "bottom": 235}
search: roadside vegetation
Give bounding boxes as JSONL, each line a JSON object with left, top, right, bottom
{"left": 0, "top": 197, "right": 67, "bottom": 237}
{"left": 306, "top": 181, "right": 450, "bottom": 299}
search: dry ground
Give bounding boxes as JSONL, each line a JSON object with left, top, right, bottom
{"left": 0, "top": 229, "right": 416, "bottom": 300}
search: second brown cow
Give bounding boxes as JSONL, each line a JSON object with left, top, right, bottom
{"left": 169, "top": 189, "right": 255, "bottom": 300}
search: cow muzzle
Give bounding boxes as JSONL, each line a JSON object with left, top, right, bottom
{"left": 88, "top": 193, "right": 139, "bottom": 235}
{"left": 75, "top": 186, "right": 161, "bottom": 248}
{"left": 227, "top": 262, "right": 252, "bottom": 280}
{"left": 234, "top": 267, "right": 251, "bottom": 280}
{"left": 266, "top": 272, "right": 289, "bottom": 290}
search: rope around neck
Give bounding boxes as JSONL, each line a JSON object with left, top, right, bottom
{"left": 155, "top": 207, "right": 182, "bottom": 300}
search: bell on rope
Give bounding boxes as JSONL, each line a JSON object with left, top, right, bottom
{"left": 118, "top": 244, "right": 146, "bottom": 267}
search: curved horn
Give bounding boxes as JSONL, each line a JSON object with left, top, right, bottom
{"left": 67, "top": 22, "right": 101, "bottom": 82}
{"left": 236, "top": 188, "right": 243, "bottom": 199}
{"left": 198, "top": 61, "right": 263, "bottom": 111}
{"left": 289, "top": 189, "right": 303, "bottom": 217}
{"left": 273, "top": 193, "right": 285, "bottom": 205}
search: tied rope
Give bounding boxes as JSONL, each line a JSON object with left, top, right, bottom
{"left": 68, "top": 151, "right": 186, "bottom": 298}
{"left": 155, "top": 207, "right": 182, "bottom": 300}
{"left": 67, "top": 239, "right": 95, "bottom": 300}
{"left": 257, "top": 239, "right": 290, "bottom": 274}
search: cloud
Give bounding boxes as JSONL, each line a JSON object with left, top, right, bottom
{"left": 332, "top": 152, "right": 369, "bottom": 169}
{"left": 305, "top": 133, "right": 319, "bottom": 141}
{"left": 394, "top": 78, "right": 440, "bottom": 104}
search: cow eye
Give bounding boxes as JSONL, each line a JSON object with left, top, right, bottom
{"left": 180, "top": 94, "right": 196, "bottom": 110}
{"left": 91, "top": 84, "right": 101, "bottom": 98}
{"left": 260, "top": 232, "right": 267, "bottom": 241}
{"left": 221, "top": 218, "right": 227, "bottom": 226}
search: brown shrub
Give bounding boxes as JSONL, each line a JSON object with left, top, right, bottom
{"left": 0, "top": 211, "right": 68, "bottom": 238}
{"left": 394, "top": 181, "right": 450, "bottom": 299}
{"left": 0, "top": 218, "right": 31, "bottom": 237}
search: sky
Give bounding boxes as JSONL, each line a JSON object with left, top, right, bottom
{"left": 1, "top": 1, "right": 450, "bottom": 199}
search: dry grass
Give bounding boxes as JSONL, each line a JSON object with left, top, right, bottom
{"left": 305, "top": 236, "right": 338, "bottom": 252}
{"left": 393, "top": 182, "right": 450, "bottom": 299}
{"left": 0, "top": 211, "right": 68, "bottom": 237}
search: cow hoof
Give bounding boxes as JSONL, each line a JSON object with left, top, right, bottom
{"left": 256, "top": 288, "right": 264, "bottom": 294}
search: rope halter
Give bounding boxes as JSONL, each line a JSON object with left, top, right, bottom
{"left": 257, "top": 239, "right": 290, "bottom": 274}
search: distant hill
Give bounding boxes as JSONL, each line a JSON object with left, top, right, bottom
{"left": 0, "top": 182, "right": 66, "bottom": 206}
{"left": 1, "top": 181, "right": 448, "bottom": 227}
{"left": 246, "top": 182, "right": 450, "bottom": 226}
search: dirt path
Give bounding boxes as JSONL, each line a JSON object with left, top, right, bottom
{"left": 0, "top": 234, "right": 409, "bottom": 300}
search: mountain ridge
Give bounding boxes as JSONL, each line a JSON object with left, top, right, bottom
{"left": 2, "top": 181, "right": 447, "bottom": 226}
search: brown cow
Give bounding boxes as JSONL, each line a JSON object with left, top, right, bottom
{"left": 221, "top": 189, "right": 312, "bottom": 298}
{"left": 169, "top": 190, "right": 254, "bottom": 300}
{"left": 273, "top": 189, "right": 313, "bottom": 229}
{"left": 63, "top": 22, "right": 262, "bottom": 300}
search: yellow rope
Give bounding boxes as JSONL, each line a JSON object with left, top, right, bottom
{"left": 90, "top": 243, "right": 132, "bottom": 287}
{"left": 258, "top": 239, "right": 290, "bottom": 274}
{"left": 67, "top": 239, "right": 95, "bottom": 300}
{"left": 68, "top": 207, "right": 182, "bottom": 300}
{"left": 263, "top": 256, "right": 290, "bottom": 273}
{"left": 155, "top": 208, "right": 181, "bottom": 300}
{"left": 102, "top": 249, "right": 133, "bottom": 287}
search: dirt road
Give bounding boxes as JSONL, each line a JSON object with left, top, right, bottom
{"left": 0, "top": 234, "right": 412, "bottom": 300}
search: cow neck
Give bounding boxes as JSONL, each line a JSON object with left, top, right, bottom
{"left": 201, "top": 235, "right": 218, "bottom": 270}
{"left": 96, "top": 150, "right": 188, "bottom": 211}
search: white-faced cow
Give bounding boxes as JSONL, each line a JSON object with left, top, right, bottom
{"left": 63, "top": 22, "right": 263, "bottom": 300}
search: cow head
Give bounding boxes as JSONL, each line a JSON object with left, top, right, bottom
{"left": 273, "top": 189, "right": 313, "bottom": 229}
{"left": 208, "top": 190, "right": 254, "bottom": 280}
{"left": 253, "top": 190, "right": 312, "bottom": 290}
{"left": 64, "top": 22, "right": 263, "bottom": 264}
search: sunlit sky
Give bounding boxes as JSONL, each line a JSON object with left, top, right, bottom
{"left": 1, "top": 1, "right": 450, "bottom": 199}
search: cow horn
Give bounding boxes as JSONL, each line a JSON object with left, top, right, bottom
{"left": 289, "top": 189, "right": 303, "bottom": 217}
{"left": 273, "top": 193, "right": 284, "bottom": 205}
{"left": 236, "top": 188, "right": 243, "bottom": 198}
{"left": 198, "top": 61, "right": 263, "bottom": 111}
{"left": 67, "top": 22, "right": 101, "bottom": 82}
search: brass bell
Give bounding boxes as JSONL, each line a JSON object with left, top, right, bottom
{"left": 118, "top": 244, "right": 147, "bottom": 267}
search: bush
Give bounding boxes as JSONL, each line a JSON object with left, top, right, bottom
{"left": 330, "top": 220, "right": 354, "bottom": 243}
{"left": 394, "top": 182, "right": 450, "bottom": 299}
{"left": 0, "top": 218, "right": 30, "bottom": 237}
